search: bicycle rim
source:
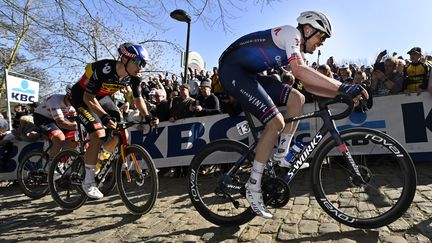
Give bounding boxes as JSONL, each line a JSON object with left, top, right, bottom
{"left": 48, "top": 150, "right": 87, "bottom": 210}
{"left": 312, "top": 128, "right": 416, "bottom": 228}
{"left": 116, "top": 145, "right": 158, "bottom": 215}
{"left": 188, "top": 139, "right": 256, "bottom": 226}
{"left": 17, "top": 151, "right": 49, "bottom": 199}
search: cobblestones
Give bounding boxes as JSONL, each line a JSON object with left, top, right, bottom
{"left": 0, "top": 163, "right": 431, "bottom": 242}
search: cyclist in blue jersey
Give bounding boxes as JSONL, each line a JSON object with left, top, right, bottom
{"left": 218, "top": 11, "right": 368, "bottom": 218}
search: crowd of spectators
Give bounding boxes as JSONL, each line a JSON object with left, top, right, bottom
{"left": 1, "top": 45, "right": 431, "bottom": 176}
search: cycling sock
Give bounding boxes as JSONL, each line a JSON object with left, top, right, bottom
{"left": 84, "top": 164, "right": 96, "bottom": 185}
{"left": 248, "top": 160, "right": 265, "bottom": 191}
{"left": 276, "top": 133, "right": 293, "bottom": 156}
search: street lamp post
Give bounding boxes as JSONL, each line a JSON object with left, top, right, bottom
{"left": 170, "top": 9, "right": 191, "bottom": 84}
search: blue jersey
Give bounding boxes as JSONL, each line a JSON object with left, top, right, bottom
{"left": 220, "top": 25, "right": 303, "bottom": 72}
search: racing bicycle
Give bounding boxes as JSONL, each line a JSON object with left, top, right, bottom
{"left": 48, "top": 120, "right": 158, "bottom": 215}
{"left": 188, "top": 95, "right": 417, "bottom": 228}
{"left": 17, "top": 124, "right": 115, "bottom": 199}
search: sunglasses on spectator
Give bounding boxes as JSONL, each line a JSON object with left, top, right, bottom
{"left": 132, "top": 58, "right": 146, "bottom": 68}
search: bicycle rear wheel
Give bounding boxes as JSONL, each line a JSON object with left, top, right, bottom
{"left": 188, "top": 139, "right": 256, "bottom": 226}
{"left": 312, "top": 128, "right": 416, "bottom": 228}
{"left": 116, "top": 144, "right": 158, "bottom": 215}
{"left": 48, "top": 149, "right": 87, "bottom": 210}
{"left": 17, "top": 151, "right": 49, "bottom": 199}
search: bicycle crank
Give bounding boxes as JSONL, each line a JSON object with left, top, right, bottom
{"left": 262, "top": 177, "right": 290, "bottom": 208}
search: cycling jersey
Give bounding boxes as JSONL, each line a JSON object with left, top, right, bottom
{"left": 34, "top": 94, "right": 75, "bottom": 120}
{"left": 76, "top": 59, "right": 142, "bottom": 98}
{"left": 219, "top": 25, "right": 303, "bottom": 73}
{"left": 219, "top": 25, "right": 300, "bottom": 124}
{"left": 34, "top": 94, "right": 75, "bottom": 139}
{"left": 72, "top": 59, "right": 142, "bottom": 133}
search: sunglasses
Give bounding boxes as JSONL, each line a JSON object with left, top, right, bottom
{"left": 132, "top": 58, "right": 146, "bottom": 68}
{"left": 319, "top": 32, "right": 328, "bottom": 43}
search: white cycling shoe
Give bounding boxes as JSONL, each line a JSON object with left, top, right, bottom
{"left": 272, "top": 153, "right": 310, "bottom": 169}
{"left": 82, "top": 182, "right": 104, "bottom": 199}
{"left": 245, "top": 182, "right": 273, "bottom": 219}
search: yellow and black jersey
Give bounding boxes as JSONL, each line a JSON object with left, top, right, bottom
{"left": 404, "top": 62, "right": 429, "bottom": 91}
{"left": 76, "top": 59, "right": 142, "bottom": 99}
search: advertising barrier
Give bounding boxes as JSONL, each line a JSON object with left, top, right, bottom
{"left": 1, "top": 93, "right": 431, "bottom": 180}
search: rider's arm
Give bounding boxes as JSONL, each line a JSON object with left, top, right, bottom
{"left": 133, "top": 96, "right": 150, "bottom": 117}
{"left": 289, "top": 58, "right": 341, "bottom": 97}
{"left": 83, "top": 92, "right": 108, "bottom": 117}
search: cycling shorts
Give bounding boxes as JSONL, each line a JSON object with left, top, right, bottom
{"left": 33, "top": 113, "right": 74, "bottom": 140}
{"left": 71, "top": 85, "right": 122, "bottom": 134}
{"left": 218, "top": 53, "right": 291, "bottom": 124}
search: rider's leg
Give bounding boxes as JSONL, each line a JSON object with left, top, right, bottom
{"left": 48, "top": 131, "right": 66, "bottom": 159}
{"left": 82, "top": 129, "right": 105, "bottom": 199}
{"left": 274, "top": 89, "right": 305, "bottom": 159}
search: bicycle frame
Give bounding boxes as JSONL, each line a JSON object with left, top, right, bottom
{"left": 95, "top": 122, "right": 148, "bottom": 184}
{"left": 222, "top": 95, "right": 365, "bottom": 189}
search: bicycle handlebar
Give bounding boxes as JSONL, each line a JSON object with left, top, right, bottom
{"left": 318, "top": 94, "right": 354, "bottom": 120}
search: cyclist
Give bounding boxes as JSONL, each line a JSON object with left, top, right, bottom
{"left": 33, "top": 84, "right": 78, "bottom": 160}
{"left": 218, "top": 11, "right": 368, "bottom": 218}
{"left": 71, "top": 43, "right": 158, "bottom": 199}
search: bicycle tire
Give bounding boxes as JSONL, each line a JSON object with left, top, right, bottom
{"left": 116, "top": 144, "right": 158, "bottom": 215}
{"left": 188, "top": 139, "right": 256, "bottom": 226}
{"left": 17, "top": 150, "right": 49, "bottom": 199}
{"left": 311, "top": 128, "right": 416, "bottom": 228}
{"left": 48, "top": 149, "right": 87, "bottom": 210}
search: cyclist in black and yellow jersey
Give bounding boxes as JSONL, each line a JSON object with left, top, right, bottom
{"left": 403, "top": 47, "right": 429, "bottom": 95}
{"left": 71, "top": 43, "right": 158, "bottom": 199}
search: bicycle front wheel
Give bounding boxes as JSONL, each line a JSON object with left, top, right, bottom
{"left": 312, "top": 128, "right": 416, "bottom": 228}
{"left": 17, "top": 150, "right": 49, "bottom": 199}
{"left": 48, "top": 149, "right": 87, "bottom": 210}
{"left": 188, "top": 139, "right": 256, "bottom": 226}
{"left": 116, "top": 144, "right": 158, "bottom": 215}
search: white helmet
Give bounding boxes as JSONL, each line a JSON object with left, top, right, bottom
{"left": 297, "top": 11, "right": 332, "bottom": 38}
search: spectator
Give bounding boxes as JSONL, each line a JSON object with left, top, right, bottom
{"left": 12, "top": 104, "right": 27, "bottom": 129}
{"left": 353, "top": 71, "right": 373, "bottom": 112}
{"left": 326, "top": 56, "right": 338, "bottom": 74}
{"left": 0, "top": 115, "right": 14, "bottom": 171}
{"left": 150, "top": 89, "right": 170, "bottom": 122}
{"left": 193, "top": 79, "right": 221, "bottom": 117}
{"left": 396, "top": 59, "right": 406, "bottom": 76}
{"left": 403, "top": 47, "right": 429, "bottom": 95}
{"left": 169, "top": 84, "right": 195, "bottom": 122}
{"left": 317, "top": 64, "right": 334, "bottom": 78}
{"left": 338, "top": 64, "right": 353, "bottom": 83}
{"left": 370, "top": 57, "right": 404, "bottom": 96}
{"left": 211, "top": 67, "right": 224, "bottom": 98}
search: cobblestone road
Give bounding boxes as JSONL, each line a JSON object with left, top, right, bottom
{"left": 1, "top": 162, "right": 431, "bottom": 243}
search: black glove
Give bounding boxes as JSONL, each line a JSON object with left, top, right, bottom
{"left": 338, "top": 83, "right": 366, "bottom": 99}
{"left": 101, "top": 114, "right": 115, "bottom": 126}
{"left": 144, "top": 114, "right": 157, "bottom": 123}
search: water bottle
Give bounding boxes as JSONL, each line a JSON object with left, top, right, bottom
{"left": 283, "top": 141, "right": 304, "bottom": 166}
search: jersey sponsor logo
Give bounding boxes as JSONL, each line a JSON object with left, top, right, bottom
{"left": 239, "top": 38, "right": 266, "bottom": 46}
{"left": 102, "top": 63, "right": 111, "bottom": 74}
{"left": 77, "top": 107, "right": 95, "bottom": 123}
{"left": 239, "top": 89, "right": 268, "bottom": 113}
{"left": 274, "top": 28, "right": 282, "bottom": 36}
{"left": 275, "top": 55, "right": 282, "bottom": 66}
{"left": 93, "top": 123, "right": 103, "bottom": 130}
{"left": 100, "top": 83, "right": 126, "bottom": 94}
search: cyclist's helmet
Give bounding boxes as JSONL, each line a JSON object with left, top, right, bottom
{"left": 65, "top": 84, "right": 73, "bottom": 95}
{"left": 118, "top": 43, "right": 149, "bottom": 67}
{"left": 297, "top": 11, "right": 332, "bottom": 38}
